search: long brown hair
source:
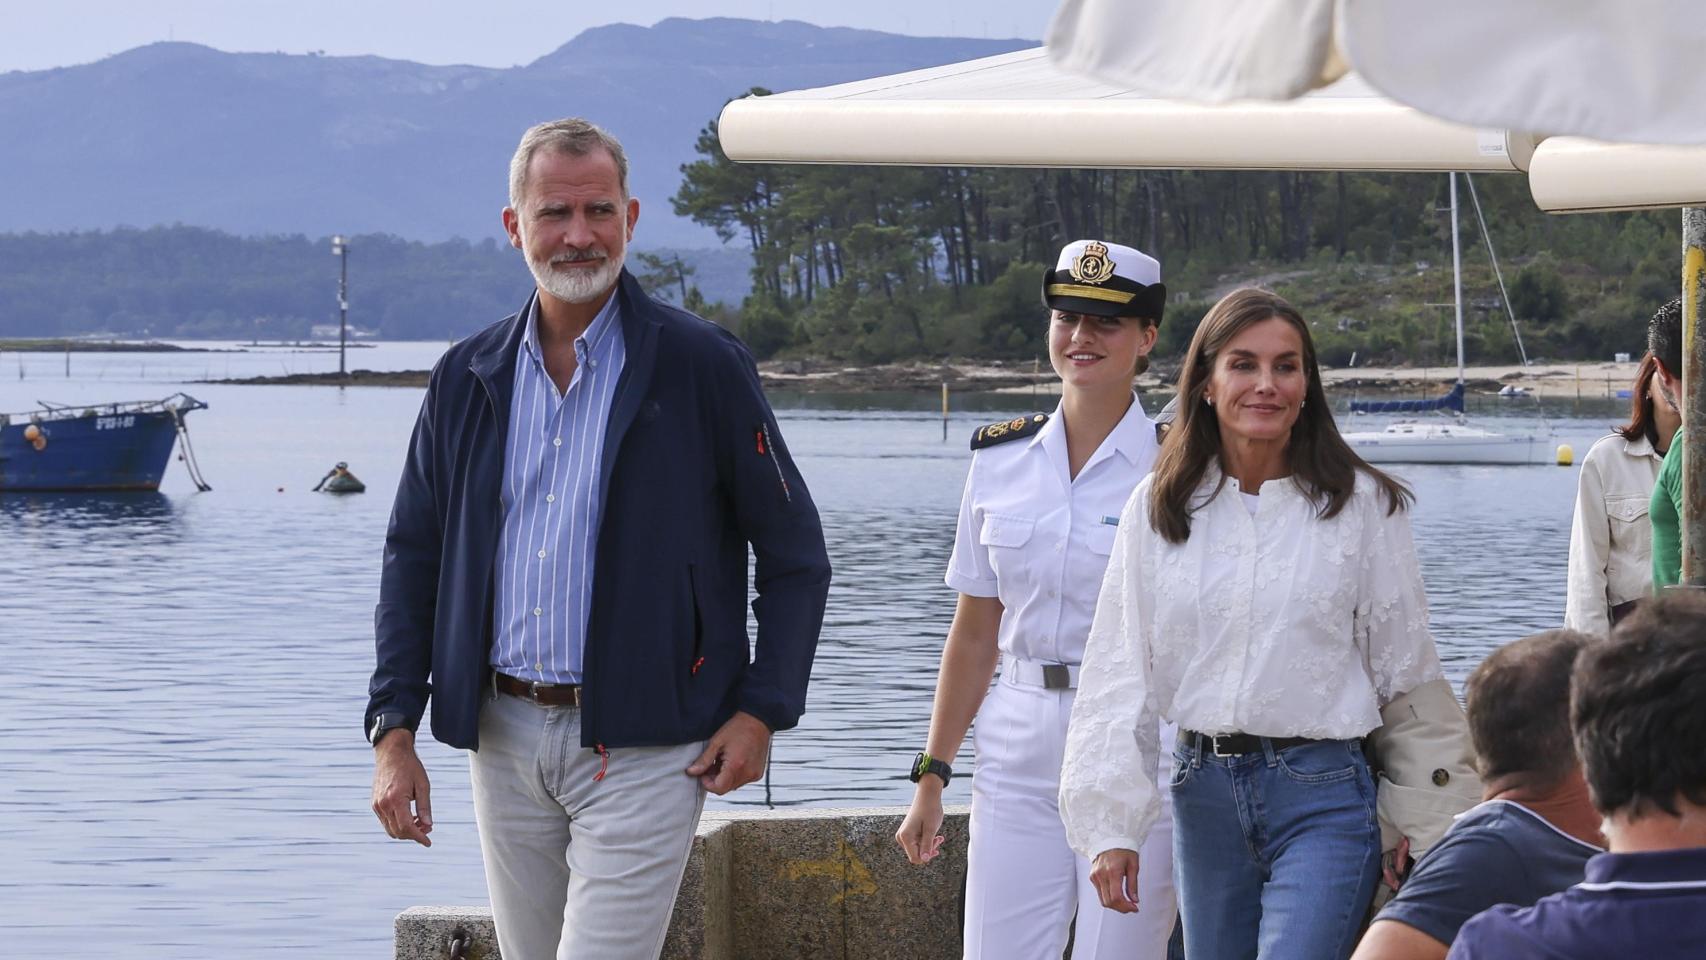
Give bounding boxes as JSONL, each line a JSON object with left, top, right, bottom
{"left": 1615, "top": 353, "right": 1661, "bottom": 448}
{"left": 1148, "top": 288, "right": 1412, "bottom": 543}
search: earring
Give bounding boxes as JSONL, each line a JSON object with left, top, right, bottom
{"left": 1205, "top": 396, "right": 1214, "bottom": 406}
{"left": 1301, "top": 398, "right": 1307, "bottom": 409}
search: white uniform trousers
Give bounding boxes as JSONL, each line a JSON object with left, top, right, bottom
{"left": 470, "top": 690, "right": 706, "bottom": 960}
{"left": 964, "top": 672, "right": 1177, "bottom": 960}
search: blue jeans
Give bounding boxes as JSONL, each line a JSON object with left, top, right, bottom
{"left": 1169, "top": 736, "right": 1380, "bottom": 960}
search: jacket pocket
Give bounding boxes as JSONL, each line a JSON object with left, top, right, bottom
{"left": 1606, "top": 494, "right": 1650, "bottom": 525}
{"left": 687, "top": 563, "right": 706, "bottom": 677}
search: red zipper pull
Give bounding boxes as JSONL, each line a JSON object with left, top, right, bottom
{"left": 691, "top": 656, "right": 706, "bottom": 676}
{"left": 755, "top": 429, "right": 766, "bottom": 455}
{"left": 592, "top": 743, "right": 609, "bottom": 782}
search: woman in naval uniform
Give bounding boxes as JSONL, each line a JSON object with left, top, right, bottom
{"left": 895, "top": 239, "right": 1178, "bottom": 959}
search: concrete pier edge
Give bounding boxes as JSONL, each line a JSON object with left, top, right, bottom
{"left": 394, "top": 804, "right": 973, "bottom": 960}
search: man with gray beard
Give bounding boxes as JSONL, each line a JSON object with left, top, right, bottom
{"left": 365, "top": 118, "right": 831, "bottom": 959}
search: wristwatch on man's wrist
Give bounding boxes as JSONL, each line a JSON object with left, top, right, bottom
{"left": 909, "top": 751, "right": 953, "bottom": 787}
{"left": 368, "top": 711, "right": 409, "bottom": 747}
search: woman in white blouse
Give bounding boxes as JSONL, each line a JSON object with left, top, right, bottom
{"left": 1565, "top": 354, "right": 1678, "bottom": 633}
{"left": 895, "top": 240, "right": 1177, "bottom": 959}
{"left": 1059, "top": 288, "right": 1445, "bottom": 960}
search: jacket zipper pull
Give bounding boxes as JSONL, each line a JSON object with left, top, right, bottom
{"left": 691, "top": 656, "right": 706, "bottom": 676}
{"left": 592, "top": 743, "right": 609, "bottom": 782}
{"left": 755, "top": 429, "right": 766, "bottom": 455}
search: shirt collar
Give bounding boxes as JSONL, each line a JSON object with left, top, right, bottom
{"left": 1029, "top": 393, "right": 1154, "bottom": 466}
{"left": 521, "top": 292, "right": 621, "bottom": 363}
{"left": 1584, "top": 848, "right": 1706, "bottom": 887}
{"left": 1623, "top": 434, "right": 1658, "bottom": 459}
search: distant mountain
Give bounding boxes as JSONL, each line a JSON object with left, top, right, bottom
{"left": 0, "top": 18, "right": 1031, "bottom": 247}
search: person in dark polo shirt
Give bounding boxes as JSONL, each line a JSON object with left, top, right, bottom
{"left": 1352, "top": 630, "right": 1603, "bottom": 960}
{"left": 1448, "top": 591, "right": 1706, "bottom": 959}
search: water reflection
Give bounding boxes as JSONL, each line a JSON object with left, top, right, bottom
{"left": 1, "top": 491, "right": 178, "bottom": 532}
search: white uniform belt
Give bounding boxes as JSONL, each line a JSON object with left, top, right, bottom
{"left": 1003, "top": 658, "right": 1080, "bottom": 690}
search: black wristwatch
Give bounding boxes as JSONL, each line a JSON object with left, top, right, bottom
{"left": 368, "top": 711, "right": 409, "bottom": 746}
{"left": 909, "top": 751, "right": 953, "bottom": 786}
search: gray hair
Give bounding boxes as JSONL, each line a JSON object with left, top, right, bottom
{"left": 507, "top": 118, "right": 629, "bottom": 210}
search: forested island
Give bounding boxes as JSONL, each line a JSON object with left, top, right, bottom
{"left": 0, "top": 93, "right": 1680, "bottom": 368}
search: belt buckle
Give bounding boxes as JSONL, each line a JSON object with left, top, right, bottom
{"left": 1211, "top": 735, "right": 1236, "bottom": 758}
{"left": 1041, "top": 664, "right": 1071, "bottom": 689}
{"left": 527, "top": 681, "right": 548, "bottom": 704}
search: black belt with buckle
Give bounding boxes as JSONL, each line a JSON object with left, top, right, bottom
{"left": 494, "top": 671, "right": 583, "bottom": 707}
{"left": 1181, "top": 729, "right": 1319, "bottom": 757}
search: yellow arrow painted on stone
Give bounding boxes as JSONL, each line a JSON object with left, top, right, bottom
{"left": 778, "top": 839, "right": 878, "bottom": 905}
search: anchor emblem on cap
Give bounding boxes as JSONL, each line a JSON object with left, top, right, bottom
{"left": 1069, "top": 241, "right": 1116, "bottom": 285}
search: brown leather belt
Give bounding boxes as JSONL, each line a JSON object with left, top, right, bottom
{"left": 494, "top": 671, "right": 583, "bottom": 707}
{"left": 1181, "top": 730, "right": 1321, "bottom": 757}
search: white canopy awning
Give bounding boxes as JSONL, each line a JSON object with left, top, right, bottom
{"left": 716, "top": 47, "right": 1706, "bottom": 213}
{"left": 1528, "top": 139, "right": 1706, "bottom": 214}
{"left": 717, "top": 48, "right": 1537, "bottom": 173}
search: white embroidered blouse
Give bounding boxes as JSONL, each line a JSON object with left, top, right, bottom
{"left": 1059, "top": 466, "right": 1444, "bottom": 859}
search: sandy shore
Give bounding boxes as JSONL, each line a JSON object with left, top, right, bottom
{"left": 206, "top": 358, "right": 1645, "bottom": 398}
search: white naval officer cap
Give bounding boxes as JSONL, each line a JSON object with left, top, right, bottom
{"left": 1041, "top": 239, "right": 1166, "bottom": 324}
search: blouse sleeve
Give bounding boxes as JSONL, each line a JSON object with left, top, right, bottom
{"left": 944, "top": 454, "right": 999, "bottom": 597}
{"left": 1563, "top": 445, "right": 1612, "bottom": 634}
{"left": 1356, "top": 485, "right": 1445, "bottom": 706}
{"left": 1060, "top": 485, "right": 1163, "bottom": 859}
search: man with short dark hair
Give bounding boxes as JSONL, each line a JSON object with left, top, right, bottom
{"left": 365, "top": 118, "right": 831, "bottom": 960}
{"left": 1645, "top": 296, "right": 1686, "bottom": 588}
{"left": 1352, "top": 631, "right": 1602, "bottom": 960}
{"left": 1448, "top": 592, "right": 1706, "bottom": 958}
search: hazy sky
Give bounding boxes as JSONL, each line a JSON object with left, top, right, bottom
{"left": 2, "top": 1, "right": 1049, "bottom": 73}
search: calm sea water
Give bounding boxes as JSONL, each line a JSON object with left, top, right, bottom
{"left": 0, "top": 341, "right": 1631, "bottom": 956}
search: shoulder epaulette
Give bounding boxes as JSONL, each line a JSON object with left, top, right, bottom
{"left": 1155, "top": 421, "right": 1172, "bottom": 443}
{"left": 971, "top": 413, "right": 1048, "bottom": 450}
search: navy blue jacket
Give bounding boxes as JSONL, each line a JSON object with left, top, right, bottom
{"left": 366, "top": 271, "right": 831, "bottom": 750}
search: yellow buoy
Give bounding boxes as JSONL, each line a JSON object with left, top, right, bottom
{"left": 1556, "top": 443, "right": 1575, "bottom": 466}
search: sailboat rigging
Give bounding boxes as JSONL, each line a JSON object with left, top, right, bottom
{"left": 1340, "top": 172, "right": 1546, "bottom": 465}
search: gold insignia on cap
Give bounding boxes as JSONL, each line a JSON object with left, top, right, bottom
{"left": 1069, "top": 241, "right": 1117, "bottom": 285}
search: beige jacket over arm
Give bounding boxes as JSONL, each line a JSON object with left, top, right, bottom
{"left": 1565, "top": 433, "right": 1662, "bottom": 634}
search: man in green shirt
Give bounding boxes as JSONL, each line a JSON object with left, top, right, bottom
{"left": 1647, "top": 298, "right": 1684, "bottom": 588}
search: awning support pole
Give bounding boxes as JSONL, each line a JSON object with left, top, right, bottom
{"left": 1682, "top": 207, "right": 1706, "bottom": 585}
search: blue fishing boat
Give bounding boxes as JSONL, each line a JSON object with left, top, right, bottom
{"left": 0, "top": 394, "right": 211, "bottom": 492}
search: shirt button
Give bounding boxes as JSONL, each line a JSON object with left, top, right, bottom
{"left": 535, "top": 662, "right": 544, "bottom": 672}
{"left": 1048, "top": 589, "right": 1058, "bottom": 598}
{"left": 533, "top": 607, "right": 542, "bottom": 617}
{"left": 553, "top": 437, "right": 563, "bottom": 447}
{"left": 537, "top": 549, "right": 547, "bottom": 559}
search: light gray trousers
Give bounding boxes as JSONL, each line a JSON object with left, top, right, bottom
{"left": 470, "top": 690, "right": 706, "bottom": 960}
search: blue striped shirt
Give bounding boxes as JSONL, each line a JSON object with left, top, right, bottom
{"left": 491, "top": 293, "right": 625, "bottom": 684}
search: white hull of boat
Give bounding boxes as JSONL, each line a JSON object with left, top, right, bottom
{"left": 1344, "top": 426, "right": 1545, "bottom": 465}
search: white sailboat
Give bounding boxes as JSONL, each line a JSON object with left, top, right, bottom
{"left": 1341, "top": 173, "right": 1545, "bottom": 465}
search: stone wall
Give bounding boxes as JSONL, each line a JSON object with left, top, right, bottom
{"left": 394, "top": 804, "right": 972, "bottom": 960}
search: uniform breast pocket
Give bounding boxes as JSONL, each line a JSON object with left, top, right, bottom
{"left": 1087, "top": 524, "right": 1117, "bottom": 556}
{"left": 979, "top": 513, "right": 1036, "bottom": 580}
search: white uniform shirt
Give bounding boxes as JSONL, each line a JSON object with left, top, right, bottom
{"left": 945, "top": 398, "right": 1161, "bottom": 667}
{"left": 1565, "top": 432, "right": 1662, "bottom": 634}
{"left": 1060, "top": 467, "right": 1444, "bottom": 859}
